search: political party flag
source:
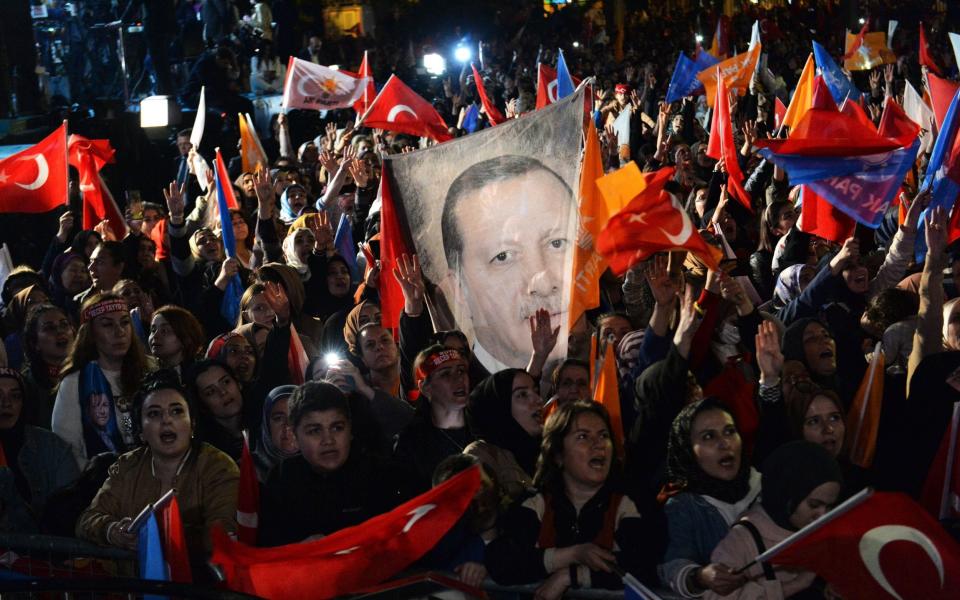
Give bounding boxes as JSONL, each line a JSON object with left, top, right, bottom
{"left": 68, "top": 135, "right": 128, "bottom": 241}
{"left": 666, "top": 52, "right": 713, "bottom": 103}
{"left": 888, "top": 20, "right": 899, "bottom": 45}
{"left": 0, "top": 123, "right": 67, "bottom": 214}
{"left": 950, "top": 33, "right": 960, "bottom": 74}
{"left": 594, "top": 337, "right": 624, "bottom": 460}
{"left": 536, "top": 63, "right": 583, "bottom": 109}
{"left": 749, "top": 20, "right": 761, "bottom": 51}
{"left": 236, "top": 434, "right": 259, "bottom": 545}
{"left": 813, "top": 41, "right": 862, "bottom": 106}
{"left": 839, "top": 95, "right": 877, "bottom": 131}
{"left": 706, "top": 67, "right": 751, "bottom": 210}
{"left": 878, "top": 97, "right": 921, "bottom": 147}
{"left": 926, "top": 72, "right": 960, "bottom": 132}
{"left": 765, "top": 490, "right": 960, "bottom": 600}
{"left": 568, "top": 120, "right": 608, "bottom": 332}
{"left": 843, "top": 30, "right": 896, "bottom": 71}
{"left": 708, "top": 17, "right": 729, "bottom": 59}
{"left": 783, "top": 54, "right": 815, "bottom": 131}
{"left": 920, "top": 402, "right": 960, "bottom": 519}
{"left": 352, "top": 51, "right": 377, "bottom": 117}
{"left": 213, "top": 149, "right": 243, "bottom": 325}
{"left": 334, "top": 212, "right": 360, "bottom": 282}
{"left": 238, "top": 113, "right": 268, "bottom": 173}
{"left": 555, "top": 49, "right": 575, "bottom": 100}
{"left": 697, "top": 43, "right": 762, "bottom": 108}
{"left": 774, "top": 97, "right": 787, "bottom": 129}
{"left": 190, "top": 87, "right": 205, "bottom": 149}
{"left": 847, "top": 342, "right": 884, "bottom": 468}
{"left": 139, "top": 512, "right": 167, "bottom": 588}
{"left": 211, "top": 465, "right": 481, "bottom": 599}
{"left": 919, "top": 88, "right": 960, "bottom": 206}
{"left": 920, "top": 23, "right": 943, "bottom": 77}
{"left": 597, "top": 165, "right": 723, "bottom": 273}
{"left": 282, "top": 57, "right": 371, "bottom": 111}
{"left": 460, "top": 103, "right": 480, "bottom": 134}
{"left": 903, "top": 80, "right": 936, "bottom": 153}
{"left": 377, "top": 164, "right": 412, "bottom": 332}
{"left": 158, "top": 496, "right": 191, "bottom": 583}
{"left": 471, "top": 63, "right": 505, "bottom": 125}
{"left": 359, "top": 75, "right": 452, "bottom": 142}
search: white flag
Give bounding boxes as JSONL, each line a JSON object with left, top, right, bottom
{"left": 749, "top": 20, "right": 761, "bottom": 51}
{"left": 950, "top": 33, "right": 960, "bottom": 77}
{"left": 903, "top": 80, "right": 935, "bottom": 153}
{"left": 282, "top": 57, "right": 371, "bottom": 111}
{"left": 887, "top": 20, "right": 898, "bottom": 46}
{"left": 190, "top": 86, "right": 205, "bottom": 149}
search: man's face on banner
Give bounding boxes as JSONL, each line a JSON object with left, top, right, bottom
{"left": 448, "top": 168, "right": 574, "bottom": 367}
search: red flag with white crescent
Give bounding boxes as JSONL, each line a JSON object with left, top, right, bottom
{"left": 359, "top": 75, "right": 452, "bottom": 142}
{"left": 0, "top": 123, "right": 68, "bottom": 214}
{"left": 352, "top": 51, "right": 377, "bottom": 116}
{"left": 68, "top": 134, "right": 128, "bottom": 241}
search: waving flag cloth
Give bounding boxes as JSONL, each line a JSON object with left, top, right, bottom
{"left": 774, "top": 97, "right": 787, "bottom": 129}
{"left": 782, "top": 54, "right": 815, "bottom": 131}
{"left": 846, "top": 342, "right": 884, "bottom": 468}
{"left": 878, "top": 97, "right": 921, "bottom": 148}
{"left": 813, "top": 41, "right": 862, "bottom": 105}
{"left": 798, "top": 186, "right": 856, "bottom": 246}
{"left": 594, "top": 338, "right": 624, "bottom": 460}
{"left": 706, "top": 67, "right": 751, "bottom": 210}
{"left": 139, "top": 512, "right": 168, "bottom": 587}
{"left": 68, "top": 135, "right": 128, "bottom": 241}
{"left": 359, "top": 75, "right": 452, "bottom": 142}
{"left": 921, "top": 88, "right": 960, "bottom": 207}
{"left": 238, "top": 113, "right": 268, "bottom": 173}
{"left": 213, "top": 149, "right": 243, "bottom": 325}
{"left": 334, "top": 212, "right": 360, "bottom": 282}
{"left": 555, "top": 49, "right": 575, "bottom": 100}
{"left": 697, "top": 43, "right": 762, "bottom": 108}
{"left": 211, "top": 465, "right": 481, "bottom": 599}
{"left": 843, "top": 30, "right": 896, "bottom": 71}
{"left": 597, "top": 165, "right": 723, "bottom": 273}
{"left": 920, "top": 23, "right": 943, "bottom": 77}
{"left": 0, "top": 123, "right": 67, "bottom": 214}
{"left": 568, "top": 120, "right": 608, "bottom": 332}
{"left": 282, "top": 57, "right": 371, "bottom": 111}
{"left": 470, "top": 63, "right": 505, "bottom": 125}
{"left": 903, "top": 80, "right": 936, "bottom": 152}
{"left": 708, "top": 17, "right": 730, "bottom": 59}
{"left": 665, "top": 51, "right": 718, "bottom": 103}
{"left": 951, "top": 32, "right": 960, "bottom": 73}
{"left": 236, "top": 434, "right": 259, "bottom": 545}
{"left": 536, "top": 64, "right": 583, "bottom": 109}
{"left": 756, "top": 490, "right": 960, "bottom": 600}
{"left": 921, "top": 402, "right": 960, "bottom": 519}
{"left": 352, "top": 51, "right": 376, "bottom": 117}
{"left": 925, "top": 72, "right": 960, "bottom": 132}
{"left": 159, "top": 496, "right": 192, "bottom": 583}
{"left": 839, "top": 95, "right": 877, "bottom": 131}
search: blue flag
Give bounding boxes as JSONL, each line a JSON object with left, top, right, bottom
{"left": 915, "top": 89, "right": 960, "bottom": 261}
{"left": 813, "top": 41, "right": 862, "bottom": 105}
{"left": 462, "top": 103, "right": 480, "bottom": 133}
{"left": 624, "top": 573, "right": 662, "bottom": 600}
{"left": 334, "top": 213, "right": 360, "bottom": 283}
{"left": 139, "top": 512, "right": 169, "bottom": 600}
{"left": 214, "top": 151, "right": 243, "bottom": 326}
{"left": 556, "top": 50, "right": 575, "bottom": 99}
{"left": 666, "top": 53, "right": 701, "bottom": 103}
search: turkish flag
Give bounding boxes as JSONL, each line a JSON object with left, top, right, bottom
{"left": 770, "top": 492, "right": 960, "bottom": 600}
{"left": 926, "top": 72, "right": 960, "bottom": 132}
{"left": 282, "top": 57, "right": 371, "bottom": 111}
{"left": 471, "top": 63, "right": 505, "bottom": 125}
{"left": 359, "top": 75, "right": 452, "bottom": 142}
{"left": 878, "top": 98, "right": 921, "bottom": 148}
{"left": 596, "top": 164, "right": 723, "bottom": 274}
{"left": 68, "top": 135, "right": 128, "bottom": 241}
{"left": 236, "top": 435, "right": 259, "bottom": 545}
{"left": 211, "top": 464, "right": 480, "bottom": 600}
{"left": 798, "top": 185, "right": 855, "bottom": 244}
{"left": 378, "top": 163, "right": 413, "bottom": 332}
{"left": 536, "top": 64, "right": 583, "bottom": 110}
{"left": 706, "top": 67, "right": 751, "bottom": 211}
{"left": 352, "top": 51, "right": 377, "bottom": 116}
{"left": 920, "top": 23, "right": 943, "bottom": 77}
{"left": 158, "top": 495, "right": 192, "bottom": 583}
{"left": 774, "top": 97, "right": 787, "bottom": 129}
{"left": 0, "top": 123, "right": 68, "bottom": 214}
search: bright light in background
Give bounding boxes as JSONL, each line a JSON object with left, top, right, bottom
{"left": 454, "top": 44, "right": 472, "bottom": 63}
{"left": 572, "top": 41, "right": 580, "bottom": 48}
{"left": 140, "top": 95, "right": 171, "bottom": 127}
{"left": 423, "top": 53, "right": 446, "bottom": 76}
{"left": 695, "top": 34, "right": 704, "bottom": 43}
{"left": 859, "top": 18, "right": 865, "bottom": 24}
{"left": 329, "top": 64, "right": 340, "bottom": 71}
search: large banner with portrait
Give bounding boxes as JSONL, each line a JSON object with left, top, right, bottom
{"left": 384, "top": 86, "right": 587, "bottom": 372}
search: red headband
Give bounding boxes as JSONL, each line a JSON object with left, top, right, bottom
{"left": 81, "top": 300, "right": 127, "bottom": 324}
{"left": 615, "top": 84, "right": 630, "bottom": 94}
{"left": 415, "top": 349, "right": 466, "bottom": 387}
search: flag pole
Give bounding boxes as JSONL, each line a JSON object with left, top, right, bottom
{"left": 604, "top": 561, "right": 664, "bottom": 600}
{"left": 357, "top": 74, "right": 394, "bottom": 128}
{"left": 940, "top": 402, "right": 960, "bottom": 519}
{"left": 733, "top": 487, "right": 874, "bottom": 575}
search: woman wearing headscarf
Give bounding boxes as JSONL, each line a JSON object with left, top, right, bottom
{"left": 706, "top": 441, "right": 842, "bottom": 600}
{"left": 465, "top": 369, "right": 543, "bottom": 502}
{"left": 660, "top": 398, "right": 761, "bottom": 599}
{"left": 769, "top": 264, "right": 814, "bottom": 314}
{"left": 486, "top": 401, "right": 664, "bottom": 593}
{"left": 253, "top": 385, "right": 299, "bottom": 481}
{"left": 205, "top": 331, "right": 257, "bottom": 384}
{"left": 780, "top": 317, "right": 862, "bottom": 408}
{"left": 3, "top": 285, "right": 51, "bottom": 370}
{"left": 322, "top": 299, "right": 380, "bottom": 357}
{"left": 47, "top": 251, "right": 91, "bottom": 317}
{"left": 21, "top": 304, "right": 75, "bottom": 428}
{"left": 0, "top": 368, "right": 79, "bottom": 533}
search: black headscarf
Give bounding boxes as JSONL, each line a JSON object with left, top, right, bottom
{"left": 468, "top": 369, "right": 541, "bottom": 476}
{"left": 666, "top": 397, "right": 752, "bottom": 504}
{"left": 0, "top": 368, "right": 31, "bottom": 502}
{"left": 761, "top": 440, "right": 842, "bottom": 531}
{"left": 781, "top": 317, "right": 839, "bottom": 392}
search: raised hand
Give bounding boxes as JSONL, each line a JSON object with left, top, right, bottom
{"left": 163, "top": 180, "right": 186, "bottom": 223}
{"left": 741, "top": 119, "right": 758, "bottom": 150}
{"left": 903, "top": 188, "right": 931, "bottom": 232}
{"left": 644, "top": 254, "right": 679, "bottom": 306}
{"left": 672, "top": 291, "right": 703, "bottom": 359}
{"left": 348, "top": 158, "right": 371, "bottom": 189}
{"left": 393, "top": 253, "right": 425, "bottom": 316}
{"left": 884, "top": 64, "right": 894, "bottom": 84}
{"left": 529, "top": 308, "right": 560, "bottom": 359}
{"left": 755, "top": 320, "right": 784, "bottom": 384}
{"left": 253, "top": 169, "right": 274, "bottom": 219}
{"left": 309, "top": 212, "right": 334, "bottom": 254}
{"left": 56, "top": 211, "right": 75, "bottom": 244}
{"left": 925, "top": 205, "right": 948, "bottom": 257}
{"left": 214, "top": 257, "right": 239, "bottom": 291}
{"left": 263, "top": 280, "right": 290, "bottom": 325}
{"left": 94, "top": 219, "right": 117, "bottom": 241}
{"left": 277, "top": 112, "right": 287, "bottom": 128}
{"left": 869, "top": 70, "right": 881, "bottom": 93}
{"left": 719, "top": 272, "right": 752, "bottom": 315}
{"left": 318, "top": 149, "right": 339, "bottom": 175}
{"left": 829, "top": 237, "right": 860, "bottom": 274}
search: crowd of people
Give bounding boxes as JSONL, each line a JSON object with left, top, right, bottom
{"left": 1, "top": 0, "right": 959, "bottom": 598}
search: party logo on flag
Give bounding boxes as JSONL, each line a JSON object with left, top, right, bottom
{"left": 282, "top": 57, "right": 371, "bottom": 111}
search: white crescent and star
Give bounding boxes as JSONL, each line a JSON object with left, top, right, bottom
{"left": 387, "top": 104, "right": 418, "bottom": 123}
{"left": 858, "top": 525, "right": 945, "bottom": 600}
{"left": 7, "top": 154, "right": 49, "bottom": 190}
{"left": 625, "top": 195, "right": 693, "bottom": 246}
{"left": 547, "top": 80, "right": 559, "bottom": 103}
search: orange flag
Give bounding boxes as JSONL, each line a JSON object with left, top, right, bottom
{"left": 238, "top": 113, "right": 268, "bottom": 173}
{"left": 568, "top": 120, "right": 610, "bottom": 332}
{"left": 697, "top": 43, "right": 761, "bottom": 107}
{"left": 593, "top": 336, "right": 624, "bottom": 460}
{"left": 843, "top": 31, "right": 895, "bottom": 71}
{"left": 782, "top": 54, "right": 815, "bottom": 131}
{"left": 847, "top": 342, "right": 884, "bottom": 468}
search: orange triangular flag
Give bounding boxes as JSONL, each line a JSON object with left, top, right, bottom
{"left": 783, "top": 54, "right": 815, "bottom": 131}
{"left": 594, "top": 337, "right": 624, "bottom": 459}
{"left": 847, "top": 342, "right": 884, "bottom": 468}
{"left": 238, "top": 114, "right": 268, "bottom": 173}
{"left": 697, "top": 44, "right": 762, "bottom": 107}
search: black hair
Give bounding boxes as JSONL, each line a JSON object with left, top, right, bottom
{"left": 94, "top": 241, "right": 126, "bottom": 266}
{"left": 176, "top": 128, "right": 192, "bottom": 139}
{"left": 432, "top": 453, "right": 480, "bottom": 487}
{"left": 551, "top": 358, "right": 590, "bottom": 390}
{"left": 288, "top": 381, "right": 352, "bottom": 430}
{"left": 440, "top": 155, "right": 572, "bottom": 269}
{"left": 131, "top": 369, "right": 196, "bottom": 440}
